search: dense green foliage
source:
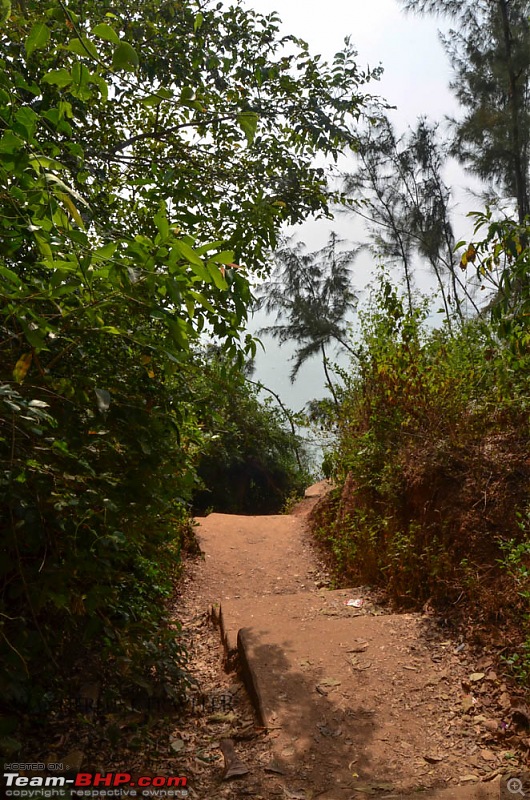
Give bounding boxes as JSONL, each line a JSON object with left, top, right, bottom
{"left": 315, "top": 229, "right": 530, "bottom": 670}
{"left": 0, "top": 0, "right": 370, "bottom": 743}
{"left": 310, "top": 4, "right": 530, "bottom": 654}
{"left": 189, "top": 349, "right": 311, "bottom": 515}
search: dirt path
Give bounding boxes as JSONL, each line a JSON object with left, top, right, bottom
{"left": 183, "top": 482, "right": 527, "bottom": 799}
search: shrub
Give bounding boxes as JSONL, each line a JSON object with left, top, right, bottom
{"left": 316, "top": 275, "right": 530, "bottom": 623}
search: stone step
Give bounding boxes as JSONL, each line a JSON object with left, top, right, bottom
{"left": 215, "top": 589, "right": 506, "bottom": 800}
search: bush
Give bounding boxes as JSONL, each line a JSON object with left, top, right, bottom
{"left": 315, "top": 275, "right": 530, "bottom": 623}
{"left": 190, "top": 350, "right": 312, "bottom": 515}
{"left": 0, "top": 336, "right": 197, "bottom": 722}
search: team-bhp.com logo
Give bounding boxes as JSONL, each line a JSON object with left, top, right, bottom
{"left": 3, "top": 772, "right": 188, "bottom": 797}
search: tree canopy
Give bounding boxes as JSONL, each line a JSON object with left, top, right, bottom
{"left": 403, "top": 0, "right": 530, "bottom": 223}
{"left": 343, "top": 115, "right": 476, "bottom": 322}
{"left": 0, "top": 0, "right": 374, "bottom": 735}
{"left": 1, "top": 0, "right": 374, "bottom": 358}
{"left": 256, "top": 233, "right": 360, "bottom": 400}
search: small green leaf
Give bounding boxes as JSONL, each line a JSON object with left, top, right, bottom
{"left": 29, "top": 155, "right": 67, "bottom": 172}
{"left": 34, "top": 232, "right": 53, "bottom": 258}
{"left": 140, "top": 88, "right": 173, "bottom": 107}
{"left": 99, "top": 326, "right": 123, "bottom": 335}
{"left": 58, "top": 100, "right": 74, "bottom": 119}
{"left": 14, "top": 107, "right": 38, "bottom": 138}
{"left": 44, "top": 173, "right": 90, "bottom": 207}
{"left": 92, "top": 242, "right": 118, "bottom": 261}
{"left": 207, "top": 263, "right": 228, "bottom": 290}
{"left": 237, "top": 111, "right": 258, "bottom": 145}
{"left": 189, "top": 290, "right": 215, "bottom": 314}
{"left": 0, "top": 1, "right": 11, "bottom": 28}
{"left": 25, "top": 22, "right": 50, "bottom": 57}
{"left": 168, "top": 318, "right": 189, "bottom": 349}
{"left": 0, "top": 130, "right": 23, "bottom": 153}
{"left": 56, "top": 191, "right": 86, "bottom": 229}
{"left": 64, "top": 37, "right": 99, "bottom": 61}
{"left": 172, "top": 239, "right": 205, "bottom": 269}
{"left": 194, "top": 240, "right": 225, "bottom": 255}
{"left": 52, "top": 439, "right": 71, "bottom": 456}
{"left": 112, "top": 41, "right": 139, "bottom": 71}
{"left": 140, "top": 94, "right": 162, "bottom": 108}
{"left": 209, "top": 250, "right": 236, "bottom": 265}
{"left": 92, "top": 23, "right": 120, "bottom": 44}
{"left": 42, "top": 69, "right": 72, "bottom": 88}
{"left": 90, "top": 73, "right": 109, "bottom": 103}
{"left": 40, "top": 258, "right": 79, "bottom": 272}
{"left": 0, "top": 265, "right": 24, "bottom": 288}
{"left": 194, "top": 12, "right": 204, "bottom": 31}
{"left": 154, "top": 205, "right": 169, "bottom": 239}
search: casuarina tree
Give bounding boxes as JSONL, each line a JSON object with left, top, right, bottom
{"left": 256, "top": 233, "right": 360, "bottom": 403}
{"left": 402, "top": 0, "right": 530, "bottom": 224}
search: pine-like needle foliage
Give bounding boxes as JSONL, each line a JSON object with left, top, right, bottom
{"left": 343, "top": 116, "right": 473, "bottom": 321}
{"left": 256, "top": 233, "right": 360, "bottom": 385}
{"left": 402, "top": 0, "right": 530, "bottom": 223}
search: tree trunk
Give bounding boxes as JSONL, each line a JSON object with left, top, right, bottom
{"left": 321, "top": 343, "right": 339, "bottom": 407}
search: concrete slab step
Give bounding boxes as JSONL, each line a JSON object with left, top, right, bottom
{"left": 215, "top": 590, "right": 507, "bottom": 800}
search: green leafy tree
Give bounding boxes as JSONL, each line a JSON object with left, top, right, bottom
{"left": 0, "top": 0, "right": 373, "bottom": 732}
{"left": 190, "top": 349, "right": 311, "bottom": 515}
{"left": 3, "top": 0, "right": 374, "bottom": 274}
{"left": 461, "top": 210, "right": 530, "bottom": 349}
{"left": 403, "top": 0, "right": 530, "bottom": 224}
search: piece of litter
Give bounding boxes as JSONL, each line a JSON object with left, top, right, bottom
{"left": 170, "top": 737, "right": 185, "bottom": 753}
{"left": 454, "top": 642, "right": 466, "bottom": 654}
{"left": 345, "top": 598, "right": 364, "bottom": 608}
